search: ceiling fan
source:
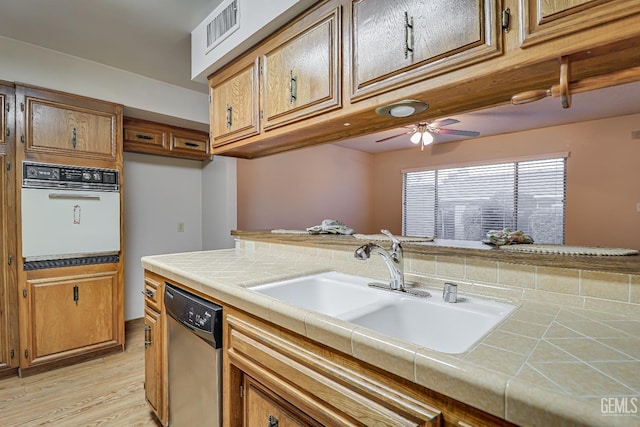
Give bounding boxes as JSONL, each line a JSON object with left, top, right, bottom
{"left": 376, "top": 119, "right": 480, "bottom": 150}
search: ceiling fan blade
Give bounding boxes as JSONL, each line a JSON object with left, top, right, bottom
{"left": 429, "top": 118, "right": 459, "bottom": 128}
{"left": 435, "top": 128, "right": 480, "bottom": 137}
{"left": 375, "top": 130, "right": 413, "bottom": 143}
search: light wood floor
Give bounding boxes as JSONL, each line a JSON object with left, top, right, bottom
{"left": 0, "top": 319, "right": 162, "bottom": 426}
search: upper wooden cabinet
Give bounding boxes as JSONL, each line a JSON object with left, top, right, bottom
{"left": 520, "top": 0, "right": 640, "bottom": 47}
{"left": 210, "top": 60, "right": 260, "bottom": 147}
{"left": 262, "top": 7, "right": 341, "bottom": 129}
{"left": 124, "top": 117, "right": 210, "bottom": 161}
{"left": 17, "top": 85, "right": 122, "bottom": 163}
{"left": 350, "top": 0, "right": 501, "bottom": 100}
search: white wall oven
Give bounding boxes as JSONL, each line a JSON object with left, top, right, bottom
{"left": 21, "top": 161, "right": 120, "bottom": 270}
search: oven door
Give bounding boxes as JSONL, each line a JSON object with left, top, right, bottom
{"left": 21, "top": 188, "right": 120, "bottom": 259}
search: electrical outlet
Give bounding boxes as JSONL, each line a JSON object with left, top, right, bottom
{"left": 177, "top": 222, "right": 185, "bottom": 232}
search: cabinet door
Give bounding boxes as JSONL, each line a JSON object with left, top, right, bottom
{"left": 169, "top": 130, "right": 209, "bottom": 160}
{"left": 123, "top": 119, "right": 168, "bottom": 153}
{"left": 520, "top": 0, "right": 640, "bottom": 47}
{"left": 23, "top": 271, "right": 118, "bottom": 365}
{"left": 19, "top": 85, "right": 121, "bottom": 162}
{"left": 244, "top": 375, "right": 322, "bottom": 427}
{"left": 262, "top": 7, "right": 341, "bottom": 130}
{"left": 210, "top": 59, "right": 260, "bottom": 146}
{"left": 351, "top": 0, "right": 500, "bottom": 100}
{"left": 144, "top": 307, "right": 162, "bottom": 419}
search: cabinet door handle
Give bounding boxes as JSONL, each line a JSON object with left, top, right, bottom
{"left": 73, "top": 285, "right": 79, "bottom": 305}
{"left": 184, "top": 141, "right": 199, "bottom": 147}
{"left": 226, "top": 104, "right": 233, "bottom": 128}
{"left": 404, "top": 11, "right": 414, "bottom": 59}
{"left": 141, "top": 289, "right": 155, "bottom": 298}
{"left": 144, "top": 325, "right": 152, "bottom": 347}
{"left": 289, "top": 70, "right": 297, "bottom": 103}
{"left": 136, "top": 134, "right": 154, "bottom": 140}
{"left": 71, "top": 127, "right": 77, "bottom": 148}
{"left": 268, "top": 415, "right": 279, "bottom": 427}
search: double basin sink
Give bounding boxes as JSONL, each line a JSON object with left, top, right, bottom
{"left": 250, "top": 271, "right": 515, "bottom": 354}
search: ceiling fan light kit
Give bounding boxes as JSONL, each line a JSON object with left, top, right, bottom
{"left": 374, "top": 99, "right": 429, "bottom": 118}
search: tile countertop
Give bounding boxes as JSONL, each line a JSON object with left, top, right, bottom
{"left": 141, "top": 247, "right": 640, "bottom": 427}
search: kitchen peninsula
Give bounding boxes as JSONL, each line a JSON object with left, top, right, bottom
{"left": 142, "top": 232, "right": 640, "bottom": 426}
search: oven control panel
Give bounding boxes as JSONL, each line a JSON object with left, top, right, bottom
{"left": 23, "top": 162, "right": 119, "bottom": 191}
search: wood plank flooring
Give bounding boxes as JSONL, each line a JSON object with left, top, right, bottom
{"left": 0, "top": 319, "right": 162, "bottom": 426}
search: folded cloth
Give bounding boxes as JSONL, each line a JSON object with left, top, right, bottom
{"left": 307, "top": 219, "right": 354, "bottom": 235}
{"left": 483, "top": 228, "right": 534, "bottom": 246}
{"left": 353, "top": 234, "right": 433, "bottom": 242}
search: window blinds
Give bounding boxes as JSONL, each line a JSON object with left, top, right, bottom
{"left": 403, "top": 157, "right": 566, "bottom": 243}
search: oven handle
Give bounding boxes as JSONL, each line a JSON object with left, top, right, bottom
{"left": 48, "top": 193, "right": 101, "bottom": 200}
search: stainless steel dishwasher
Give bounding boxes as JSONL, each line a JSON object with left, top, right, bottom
{"left": 164, "top": 283, "right": 223, "bottom": 426}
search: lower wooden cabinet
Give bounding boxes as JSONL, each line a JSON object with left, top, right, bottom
{"left": 143, "top": 271, "right": 167, "bottom": 426}
{"left": 143, "top": 271, "right": 514, "bottom": 426}
{"left": 18, "top": 265, "right": 123, "bottom": 375}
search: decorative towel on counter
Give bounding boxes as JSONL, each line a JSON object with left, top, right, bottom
{"left": 499, "top": 244, "right": 639, "bottom": 256}
{"left": 483, "top": 228, "right": 534, "bottom": 246}
{"left": 306, "top": 219, "right": 355, "bottom": 235}
{"left": 353, "top": 234, "right": 434, "bottom": 242}
{"left": 271, "top": 229, "right": 310, "bottom": 235}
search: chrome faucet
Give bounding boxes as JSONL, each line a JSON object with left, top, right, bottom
{"left": 354, "top": 229, "right": 405, "bottom": 291}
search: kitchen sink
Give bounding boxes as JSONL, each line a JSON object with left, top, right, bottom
{"left": 344, "top": 296, "right": 515, "bottom": 354}
{"left": 250, "top": 271, "right": 389, "bottom": 317}
{"left": 250, "top": 271, "right": 515, "bottom": 354}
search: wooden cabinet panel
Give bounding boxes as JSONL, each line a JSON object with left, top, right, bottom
{"left": 18, "top": 85, "right": 121, "bottom": 162}
{"left": 244, "top": 375, "right": 322, "bottom": 427}
{"left": 23, "top": 270, "right": 119, "bottom": 365}
{"left": 520, "top": 0, "right": 640, "bottom": 46}
{"left": 351, "top": 0, "right": 501, "bottom": 100}
{"left": 124, "top": 117, "right": 209, "bottom": 160}
{"left": 143, "top": 271, "right": 166, "bottom": 426}
{"left": 210, "top": 59, "right": 260, "bottom": 146}
{"left": 144, "top": 307, "right": 161, "bottom": 417}
{"left": 262, "top": 7, "right": 341, "bottom": 130}
{"left": 30, "top": 101, "right": 114, "bottom": 156}
{"left": 170, "top": 131, "right": 208, "bottom": 156}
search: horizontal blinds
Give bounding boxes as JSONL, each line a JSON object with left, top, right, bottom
{"left": 517, "top": 158, "right": 566, "bottom": 244}
{"left": 403, "top": 170, "right": 436, "bottom": 237}
{"left": 403, "top": 157, "right": 566, "bottom": 243}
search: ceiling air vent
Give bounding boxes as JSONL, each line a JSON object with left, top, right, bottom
{"left": 206, "top": 0, "right": 239, "bottom": 53}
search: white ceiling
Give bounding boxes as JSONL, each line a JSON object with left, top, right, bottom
{"left": 1, "top": 0, "right": 639, "bottom": 153}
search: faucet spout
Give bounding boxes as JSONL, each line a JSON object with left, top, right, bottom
{"left": 354, "top": 230, "right": 405, "bottom": 291}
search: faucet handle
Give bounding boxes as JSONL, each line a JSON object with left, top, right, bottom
{"left": 381, "top": 229, "right": 401, "bottom": 246}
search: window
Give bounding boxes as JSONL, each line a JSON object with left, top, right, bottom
{"left": 403, "top": 157, "right": 566, "bottom": 243}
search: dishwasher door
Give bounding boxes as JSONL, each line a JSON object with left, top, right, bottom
{"left": 165, "top": 284, "right": 222, "bottom": 426}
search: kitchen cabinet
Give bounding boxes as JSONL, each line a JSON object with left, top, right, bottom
{"left": 225, "top": 308, "right": 441, "bottom": 426}
{"left": 262, "top": 6, "right": 341, "bottom": 129}
{"left": 142, "top": 271, "right": 167, "bottom": 425}
{"left": 210, "top": 60, "right": 260, "bottom": 147}
{"left": 18, "top": 265, "right": 123, "bottom": 375}
{"left": 0, "top": 82, "right": 18, "bottom": 379}
{"left": 124, "top": 117, "right": 210, "bottom": 161}
{"left": 243, "top": 374, "right": 323, "bottom": 427}
{"left": 144, "top": 270, "right": 516, "bottom": 427}
{"left": 16, "top": 84, "right": 122, "bottom": 164}
{"left": 350, "top": 0, "right": 501, "bottom": 100}
{"left": 520, "top": 0, "right": 640, "bottom": 47}
{"left": 207, "top": 0, "right": 640, "bottom": 159}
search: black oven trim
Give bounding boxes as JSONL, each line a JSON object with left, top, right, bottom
{"left": 24, "top": 255, "right": 120, "bottom": 271}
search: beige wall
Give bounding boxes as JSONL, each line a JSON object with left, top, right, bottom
{"left": 237, "top": 113, "right": 640, "bottom": 249}
{"left": 371, "top": 113, "right": 640, "bottom": 249}
{"left": 237, "top": 144, "right": 374, "bottom": 232}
